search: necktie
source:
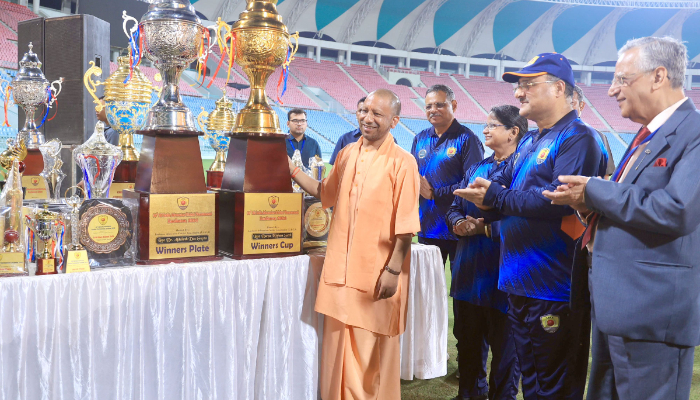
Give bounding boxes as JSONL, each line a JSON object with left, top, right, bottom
{"left": 581, "top": 126, "right": 652, "bottom": 249}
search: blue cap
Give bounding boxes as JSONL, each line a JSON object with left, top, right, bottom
{"left": 502, "top": 53, "right": 575, "bottom": 88}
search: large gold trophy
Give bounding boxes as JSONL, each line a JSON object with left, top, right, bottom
{"left": 218, "top": 0, "right": 303, "bottom": 259}
{"left": 83, "top": 53, "right": 154, "bottom": 198}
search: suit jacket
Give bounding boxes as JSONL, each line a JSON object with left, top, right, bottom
{"left": 585, "top": 99, "right": 700, "bottom": 347}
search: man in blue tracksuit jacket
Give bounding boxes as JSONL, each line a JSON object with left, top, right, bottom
{"left": 411, "top": 84, "right": 483, "bottom": 267}
{"left": 455, "top": 53, "right": 608, "bottom": 400}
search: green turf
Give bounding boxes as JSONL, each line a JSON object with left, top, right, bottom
{"left": 400, "top": 260, "right": 700, "bottom": 399}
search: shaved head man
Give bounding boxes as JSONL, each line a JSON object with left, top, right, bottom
{"left": 290, "top": 88, "right": 420, "bottom": 400}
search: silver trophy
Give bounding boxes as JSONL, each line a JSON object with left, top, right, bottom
{"left": 62, "top": 186, "right": 86, "bottom": 251}
{"left": 73, "top": 122, "right": 124, "bottom": 199}
{"left": 10, "top": 43, "right": 63, "bottom": 149}
{"left": 39, "top": 139, "right": 65, "bottom": 203}
{"left": 138, "top": 0, "right": 206, "bottom": 131}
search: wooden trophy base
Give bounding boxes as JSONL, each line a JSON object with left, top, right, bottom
{"left": 218, "top": 190, "right": 303, "bottom": 259}
{"left": 111, "top": 160, "right": 138, "bottom": 198}
{"left": 35, "top": 257, "right": 57, "bottom": 275}
{"left": 218, "top": 135, "right": 301, "bottom": 259}
{"left": 207, "top": 170, "right": 223, "bottom": 189}
{"left": 130, "top": 130, "right": 221, "bottom": 264}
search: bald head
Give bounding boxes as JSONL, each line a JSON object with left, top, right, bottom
{"left": 367, "top": 89, "right": 401, "bottom": 117}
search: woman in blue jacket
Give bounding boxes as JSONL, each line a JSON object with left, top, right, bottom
{"left": 447, "top": 105, "right": 527, "bottom": 400}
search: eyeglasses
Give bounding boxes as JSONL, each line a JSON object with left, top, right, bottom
{"left": 486, "top": 124, "right": 506, "bottom": 131}
{"left": 425, "top": 102, "right": 448, "bottom": 111}
{"left": 289, "top": 119, "right": 307, "bottom": 124}
{"left": 611, "top": 72, "right": 645, "bottom": 88}
{"left": 512, "top": 80, "right": 558, "bottom": 94}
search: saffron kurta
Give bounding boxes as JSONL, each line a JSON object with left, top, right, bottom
{"left": 315, "top": 133, "right": 421, "bottom": 337}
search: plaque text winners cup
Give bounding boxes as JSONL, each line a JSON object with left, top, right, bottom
{"left": 10, "top": 43, "right": 63, "bottom": 200}
{"left": 218, "top": 0, "right": 303, "bottom": 259}
{"left": 125, "top": 0, "right": 221, "bottom": 264}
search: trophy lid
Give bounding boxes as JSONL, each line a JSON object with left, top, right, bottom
{"left": 34, "top": 204, "right": 57, "bottom": 221}
{"left": 140, "top": 0, "right": 202, "bottom": 24}
{"left": 74, "top": 122, "right": 124, "bottom": 160}
{"left": 103, "top": 55, "right": 153, "bottom": 103}
{"left": 15, "top": 43, "right": 48, "bottom": 83}
{"left": 232, "top": 0, "right": 287, "bottom": 32}
{"left": 206, "top": 96, "right": 235, "bottom": 132}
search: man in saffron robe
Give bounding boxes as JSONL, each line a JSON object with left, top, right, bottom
{"left": 289, "top": 89, "right": 420, "bottom": 400}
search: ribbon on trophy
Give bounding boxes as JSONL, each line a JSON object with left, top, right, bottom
{"left": 193, "top": 27, "right": 212, "bottom": 88}
{"left": 2, "top": 84, "right": 11, "bottom": 127}
{"left": 207, "top": 18, "right": 236, "bottom": 89}
{"left": 53, "top": 220, "right": 65, "bottom": 272}
{"left": 24, "top": 215, "right": 35, "bottom": 262}
{"left": 276, "top": 32, "right": 300, "bottom": 104}
{"left": 122, "top": 11, "right": 143, "bottom": 85}
{"left": 36, "top": 87, "right": 54, "bottom": 129}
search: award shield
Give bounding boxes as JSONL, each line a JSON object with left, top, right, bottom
{"left": 10, "top": 43, "right": 63, "bottom": 199}
{"left": 73, "top": 122, "right": 135, "bottom": 267}
{"left": 303, "top": 156, "right": 331, "bottom": 250}
{"left": 218, "top": 0, "right": 303, "bottom": 259}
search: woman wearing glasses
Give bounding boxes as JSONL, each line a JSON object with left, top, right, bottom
{"left": 447, "top": 105, "right": 527, "bottom": 400}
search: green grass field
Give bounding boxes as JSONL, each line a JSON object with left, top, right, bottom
{"left": 399, "top": 261, "right": 700, "bottom": 399}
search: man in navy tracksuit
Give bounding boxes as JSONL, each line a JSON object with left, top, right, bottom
{"left": 455, "top": 54, "right": 608, "bottom": 400}
{"left": 411, "top": 84, "right": 483, "bottom": 267}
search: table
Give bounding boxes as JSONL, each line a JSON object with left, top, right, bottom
{"left": 0, "top": 244, "right": 446, "bottom": 399}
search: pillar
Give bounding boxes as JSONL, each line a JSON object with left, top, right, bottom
{"left": 435, "top": 58, "right": 441, "bottom": 76}
{"left": 346, "top": 49, "right": 352, "bottom": 66}
{"left": 376, "top": 54, "right": 382, "bottom": 69}
{"left": 315, "top": 46, "right": 321, "bottom": 63}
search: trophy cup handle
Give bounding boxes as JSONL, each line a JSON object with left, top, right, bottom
{"left": 49, "top": 78, "right": 63, "bottom": 106}
{"left": 83, "top": 62, "right": 103, "bottom": 111}
{"left": 122, "top": 11, "right": 139, "bottom": 41}
{"left": 197, "top": 108, "right": 209, "bottom": 133}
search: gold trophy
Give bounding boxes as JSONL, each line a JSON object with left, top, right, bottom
{"left": 83, "top": 50, "right": 154, "bottom": 198}
{"left": 197, "top": 95, "right": 234, "bottom": 189}
{"left": 218, "top": 0, "right": 304, "bottom": 259}
{"left": 62, "top": 186, "right": 90, "bottom": 273}
{"left": 26, "top": 204, "right": 60, "bottom": 275}
{"left": 0, "top": 139, "right": 28, "bottom": 276}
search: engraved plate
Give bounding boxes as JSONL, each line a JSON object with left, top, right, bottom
{"left": 21, "top": 175, "right": 48, "bottom": 200}
{"left": 65, "top": 250, "right": 90, "bottom": 273}
{"left": 242, "top": 193, "right": 302, "bottom": 255}
{"left": 148, "top": 193, "right": 216, "bottom": 260}
{"left": 79, "top": 199, "right": 133, "bottom": 257}
{"left": 0, "top": 252, "right": 26, "bottom": 275}
{"left": 109, "top": 182, "right": 135, "bottom": 199}
{"left": 304, "top": 202, "right": 331, "bottom": 238}
{"left": 42, "top": 258, "right": 55, "bottom": 273}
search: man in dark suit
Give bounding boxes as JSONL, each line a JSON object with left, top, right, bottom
{"left": 544, "top": 36, "right": 700, "bottom": 400}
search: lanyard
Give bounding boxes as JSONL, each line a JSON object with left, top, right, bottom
{"left": 289, "top": 136, "right": 306, "bottom": 152}
{"left": 611, "top": 127, "right": 659, "bottom": 182}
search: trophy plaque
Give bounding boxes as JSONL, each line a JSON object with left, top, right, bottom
{"left": 218, "top": 0, "right": 303, "bottom": 259}
{"left": 0, "top": 142, "right": 28, "bottom": 276}
{"left": 198, "top": 95, "right": 234, "bottom": 189}
{"left": 124, "top": 0, "right": 221, "bottom": 264}
{"left": 303, "top": 156, "right": 331, "bottom": 250}
{"left": 26, "top": 204, "right": 60, "bottom": 275}
{"left": 74, "top": 122, "right": 136, "bottom": 267}
{"left": 10, "top": 43, "right": 63, "bottom": 200}
{"left": 62, "top": 187, "right": 90, "bottom": 273}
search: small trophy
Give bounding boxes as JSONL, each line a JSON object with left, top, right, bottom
{"left": 303, "top": 155, "right": 331, "bottom": 250}
{"left": 197, "top": 95, "right": 234, "bottom": 189}
{"left": 0, "top": 140, "right": 28, "bottom": 276}
{"left": 74, "top": 122, "right": 123, "bottom": 199}
{"left": 26, "top": 204, "right": 60, "bottom": 275}
{"left": 38, "top": 139, "right": 65, "bottom": 203}
{"left": 62, "top": 186, "right": 89, "bottom": 273}
{"left": 291, "top": 149, "right": 307, "bottom": 193}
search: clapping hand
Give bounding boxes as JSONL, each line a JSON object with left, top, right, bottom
{"left": 454, "top": 178, "right": 493, "bottom": 210}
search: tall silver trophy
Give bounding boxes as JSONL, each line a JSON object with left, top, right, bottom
{"left": 38, "top": 139, "right": 65, "bottom": 203}
{"left": 73, "top": 122, "right": 124, "bottom": 199}
{"left": 10, "top": 43, "right": 63, "bottom": 149}
{"left": 139, "top": 0, "right": 206, "bottom": 131}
